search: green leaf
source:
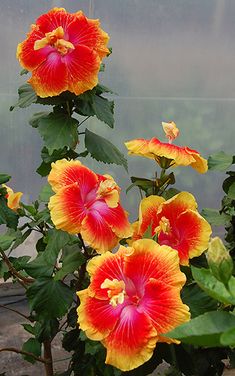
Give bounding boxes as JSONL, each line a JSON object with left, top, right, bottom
{"left": 12, "top": 230, "right": 32, "bottom": 251}
{"left": 36, "top": 319, "right": 59, "bottom": 342}
{"left": 41, "top": 146, "right": 78, "bottom": 163}
{"left": 221, "top": 327, "right": 235, "bottom": 346}
{"left": 22, "top": 323, "right": 36, "bottom": 336}
{"left": 22, "top": 338, "right": 41, "bottom": 364}
{"left": 0, "top": 260, "right": 9, "bottom": 278}
{"left": 10, "top": 83, "right": 37, "bottom": 111}
{"left": 54, "top": 246, "right": 85, "bottom": 280}
{"left": 201, "top": 208, "right": 230, "bottom": 226}
{"left": 36, "top": 112, "right": 79, "bottom": 154}
{"left": 181, "top": 283, "right": 217, "bottom": 318}
{"left": 208, "top": 151, "right": 234, "bottom": 171}
{"left": 126, "top": 177, "right": 154, "bottom": 194}
{"left": 29, "top": 111, "right": 50, "bottom": 128}
{"left": 191, "top": 266, "right": 235, "bottom": 304}
{"left": 92, "top": 95, "right": 114, "bottom": 128}
{"left": 85, "top": 129, "right": 127, "bottom": 171}
{"left": 27, "top": 277, "right": 74, "bottom": 319}
{"left": 166, "top": 311, "right": 235, "bottom": 347}
{"left": 0, "top": 173, "right": 11, "bottom": 184}
{"left": 0, "top": 233, "right": 17, "bottom": 250}
{"left": 36, "top": 161, "right": 51, "bottom": 177}
{"left": 67, "top": 307, "right": 78, "bottom": 328}
{"left": 85, "top": 340, "right": 102, "bottom": 356}
{"left": 36, "top": 90, "right": 77, "bottom": 106}
{"left": 38, "top": 184, "right": 54, "bottom": 203}
{"left": 43, "top": 229, "right": 72, "bottom": 264}
{"left": 24, "top": 253, "right": 54, "bottom": 278}
{"left": 63, "top": 329, "right": 80, "bottom": 352}
{"left": 95, "top": 84, "right": 115, "bottom": 95}
{"left": 0, "top": 196, "right": 19, "bottom": 229}
{"left": 10, "top": 255, "right": 31, "bottom": 271}
{"left": 37, "top": 147, "right": 79, "bottom": 177}
{"left": 20, "top": 68, "right": 29, "bottom": 75}
{"left": 162, "top": 188, "right": 181, "bottom": 200}
{"left": 74, "top": 89, "right": 114, "bottom": 127}
{"left": 227, "top": 181, "right": 235, "bottom": 199}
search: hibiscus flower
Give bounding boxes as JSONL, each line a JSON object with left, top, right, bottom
{"left": 48, "top": 159, "right": 132, "bottom": 253}
{"left": 3, "top": 185, "right": 22, "bottom": 211}
{"left": 131, "top": 192, "right": 212, "bottom": 265}
{"left": 125, "top": 121, "right": 207, "bottom": 173}
{"left": 17, "top": 8, "right": 109, "bottom": 97}
{"left": 77, "top": 239, "right": 190, "bottom": 371}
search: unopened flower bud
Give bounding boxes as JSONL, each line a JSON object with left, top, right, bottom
{"left": 207, "top": 237, "right": 233, "bottom": 285}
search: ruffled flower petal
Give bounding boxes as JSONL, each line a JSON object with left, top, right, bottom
{"left": 124, "top": 239, "right": 186, "bottom": 291}
{"left": 185, "top": 147, "right": 208, "bottom": 173}
{"left": 48, "top": 183, "right": 85, "bottom": 234}
{"left": 137, "top": 195, "right": 165, "bottom": 238}
{"left": 125, "top": 139, "right": 153, "bottom": 159}
{"left": 28, "top": 51, "right": 68, "bottom": 97}
{"left": 149, "top": 138, "right": 195, "bottom": 166}
{"left": 17, "top": 26, "right": 52, "bottom": 70}
{"left": 86, "top": 251, "right": 126, "bottom": 300}
{"left": 80, "top": 211, "right": 120, "bottom": 253}
{"left": 48, "top": 159, "right": 97, "bottom": 194}
{"left": 139, "top": 278, "right": 190, "bottom": 336}
{"left": 159, "top": 209, "right": 212, "bottom": 265}
{"left": 35, "top": 8, "right": 73, "bottom": 33}
{"left": 90, "top": 201, "right": 132, "bottom": 239}
{"left": 65, "top": 45, "right": 101, "bottom": 96}
{"left": 103, "top": 305, "right": 158, "bottom": 371}
{"left": 77, "top": 289, "right": 123, "bottom": 341}
{"left": 66, "top": 11, "right": 110, "bottom": 59}
{"left": 157, "top": 191, "right": 198, "bottom": 221}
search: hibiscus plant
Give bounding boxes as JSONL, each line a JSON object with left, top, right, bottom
{"left": 0, "top": 7, "right": 235, "bottom": 376}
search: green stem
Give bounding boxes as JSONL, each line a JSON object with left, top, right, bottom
{"left": 0, "top": 248, "right": 33, "bottom": 286}
{"left": 160, "top": 168, "right": 166, "bottom": 180}
{"left": 66, "top": 101, "right": 72, "bottom": 117}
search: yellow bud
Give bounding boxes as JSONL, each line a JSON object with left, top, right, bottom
{"left": 207, "top": 237, "right": 233, "bottom": 284}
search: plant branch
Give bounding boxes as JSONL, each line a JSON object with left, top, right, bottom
{"left": 0, "top": 347, "right": 49, "bottom": 364}
{"left": 43, "top": 340, "right": 54, "bottom": 376}
{"left": 0, "top": 248, "right": 33, "bottom": 286}
{"left": 0, "top": 304, "right": 33, "bottom": 322}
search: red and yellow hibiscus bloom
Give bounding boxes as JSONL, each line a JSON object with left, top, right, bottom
{"left": 131, "top": 192, "right": 212, "bottom": 265}
{"left": 48, "top": 159, "right": 132, "bottom": 253}
{"left": 3, "top": 185, "right": 23, "bottom": 211}
{"left": 125, "top": 137, "right": 208, "bottom": 173}
{"left": 77, "top": 239, "right": 190, "bottom": 371}
{"left": 17, "top": 8, "right": 109, "bottom": 97}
